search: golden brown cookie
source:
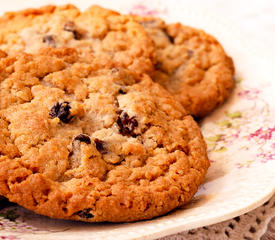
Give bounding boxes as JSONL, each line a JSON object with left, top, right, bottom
{"left": 0, "top": 5, "right": 155, "bottom": 77}
{"left": 0, "top": 48, "right": 209, "bottom": 222}
{"left": 134, "top": 16, "right": 235, "bottom": 118}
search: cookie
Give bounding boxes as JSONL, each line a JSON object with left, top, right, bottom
{"left": 0, "top": 48, "right": 209, "bottom": 222}
{"left": 134, "top": 16, "right": 235, "bottom": 118}
{"left": 0, "top": 5, "right": 155, "bottom": 77}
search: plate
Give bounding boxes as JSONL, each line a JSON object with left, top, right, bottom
{"left": 0, "top": 1, "right": 274, "bottom": 240}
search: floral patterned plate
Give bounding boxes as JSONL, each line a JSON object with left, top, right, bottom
{"left": 0, "top": 0, "right": 274, "bottom": 240}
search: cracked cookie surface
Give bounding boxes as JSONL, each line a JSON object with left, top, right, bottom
{"left": 0, "top": 48, "right": 209, "bottom": 222}
{"left": 0, "top": 4, "right": 155, "bottom": 77}
{"left": 134, "top": 16, "right": 235, "bottom": 118}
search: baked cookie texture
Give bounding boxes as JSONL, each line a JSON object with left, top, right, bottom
{"left": 134, "top": 16, "right": 235, "bottom": 118}
{"left": 0, "top": 4, "right": 155, "bottom": 77}
{"left": 0, "top": 48, "right": 209, "bottom": 222}
{"left": 0, "top": 3, "right": 234, "bottom": 118}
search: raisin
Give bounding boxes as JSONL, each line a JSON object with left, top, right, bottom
{"left": 168, "top": 35, "right": 174, "bottom": 44}
{"left": 68, "top": 151, "right": 73, "bottom": 157}
{"left": 234, "top": 216, "right": 240, "bottom": 222}
{"left": 42, "top": 35, "right": 56, "bottom": 47}
{"left": 188, "top": 49, "right": 194, "bottom": 58}
{"left": 118, "top": 89, "right": 126, "bottom": 94}
{"left": 116, "top": 109, "right": 123, "bottom": 115}
{"left": 73, "top": 30, "right": 82, "bottom": 40}
{"left": 94, "top": 138, "right": 106, "bottom": 154}
{"left": 155, "top": 62, "right": 162, "bottom": 70}
{"left": 164, "top": 29, "right": 174, "bottom": 44}
{"left": 111, "top": 68, "right": 120, "bottom": 74}
{"left": 74, "top": 134, "right": 91, "bottom": 144}
{"left": 64, "top": 21, "right": 82, "bottom": 40}
{"left": 64, "top": 21, "right": 75, "bottom": 32}
{"left": 49, "top": 102, "right": 72, "bottom": 123}
{"left": 75, "top": 208, "right": 94, "bottom": 219}
{"left": 117, "top": 112, "right": 138, "bottom": 137}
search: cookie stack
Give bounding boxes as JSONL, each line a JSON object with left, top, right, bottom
{"left": 0, "top": 5, "right": 234, "bottom": 222}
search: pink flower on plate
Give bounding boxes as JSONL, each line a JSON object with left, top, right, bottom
{"left": 257, "top": 153, "right": 275, "bottom": 162}
{"left": 237, "top": 88, "right": 260, "bottom": 100}
{"left": 248, "top": 126, "right": 275, "bottom": 141}
{"left": 129, "top": 4, "right": 163, "bottom": 16}
{"left": 0, "top": 236, "right": 21, "bottom": 240}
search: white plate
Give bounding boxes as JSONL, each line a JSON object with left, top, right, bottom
{"left": 0, "top": 1, "right": 274, "bottom": 240}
